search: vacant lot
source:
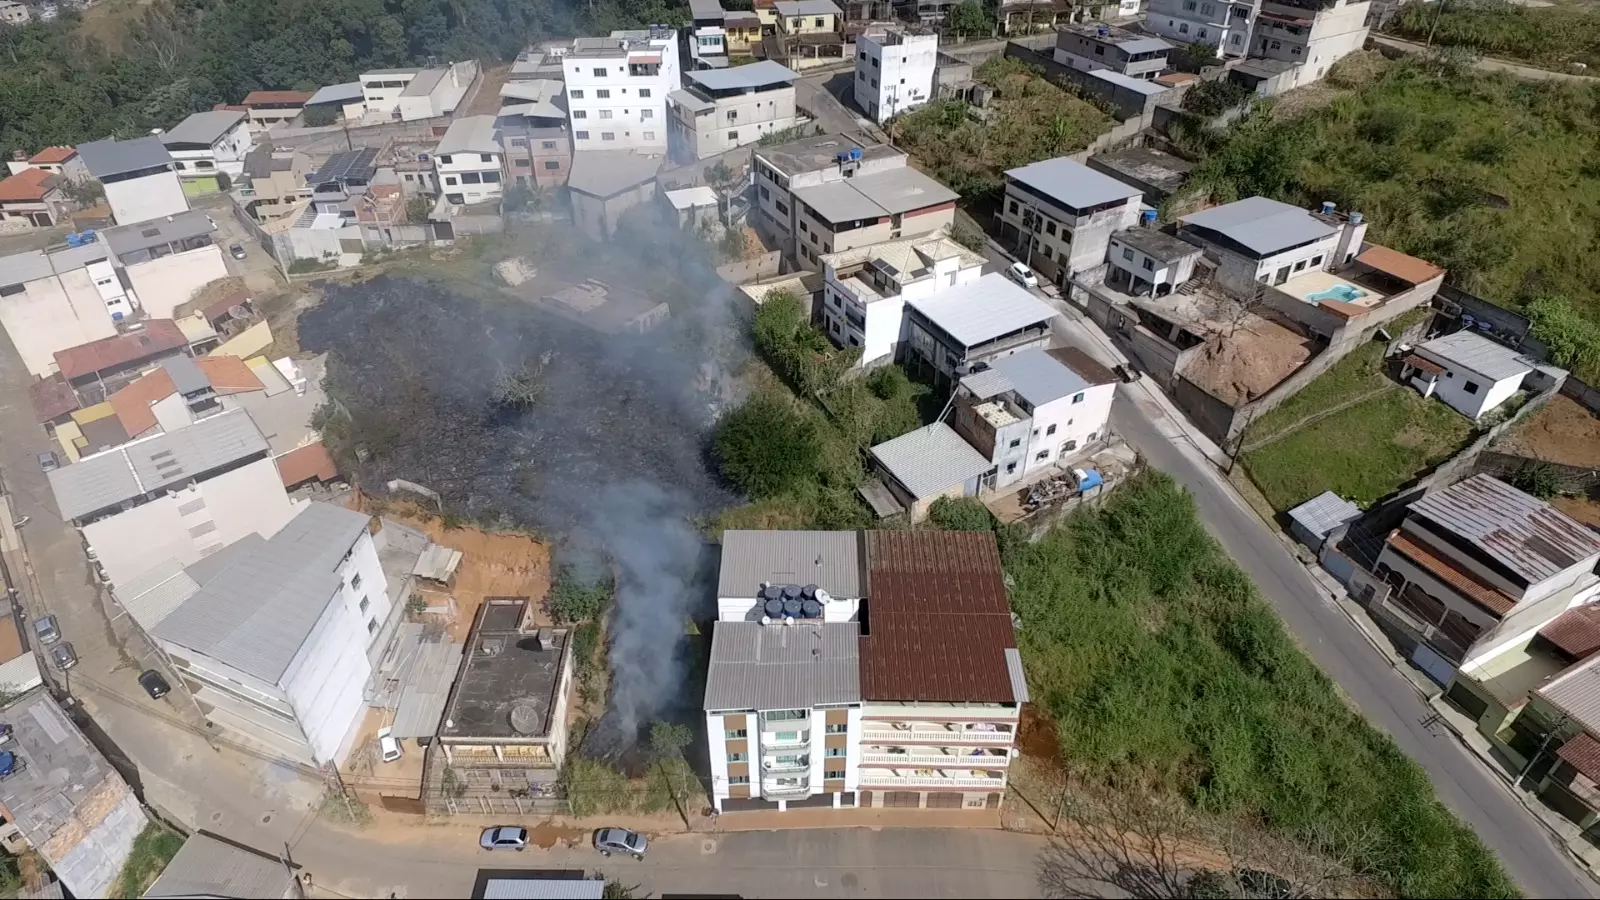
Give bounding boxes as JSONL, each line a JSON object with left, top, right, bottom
{"left": 1497, "top": 393, "right": 1600, "bottom": 468}
{"left": 1244, "top": 340, "right": 1392, "bottom": 444}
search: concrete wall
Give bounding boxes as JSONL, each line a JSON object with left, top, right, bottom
{"left": 1003, "top": 43, "right": 1177, "bottom": 122}
{"left": 572, "top": 181, "right": 657, "bottom": 241}
{"left": 125, "top": 245, "right": 229, "bottom": 319}
{"left": 103, "top": 171, "right": 189, "bottom": 225}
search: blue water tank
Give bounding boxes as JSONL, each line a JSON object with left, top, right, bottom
{"left": 65, "top": 232, "right": 82, "bottom": 247}
{"left": 850, "top": 147, "right": 862, "bottom": 161}
{"left": 81, "top": 229, "right": 97, "bottom": 243}
{"left": 1141, "top": 209, "right": 1157, "bottom": 226}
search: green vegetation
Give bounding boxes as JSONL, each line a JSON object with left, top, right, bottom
{"left": 1508, "top": 460, "right": 1561, "bottom": 499}
{"left": 927, "top": 496, "right": 998, "bottom": 531}
{"left": 891, "top": 57, "right": 1113, "bottom": 203}
{"left": 115, "top": 824, "right": 184, "bottom": 898}
{"left": 0, "top": 850, "right": 20, "bottom": 898}
{"left": 714, "top": 393, "right": 823, "bottom": 499}
{"left": 1244, "top": 340, "right": 1392, "bottom": 442}
{"left": 1390, "top": 0, "right": 1600, "bottom": 70}
{"left": 1178, "top": 56, "right": 1600, "bottom": 360}
{"left": 1526, "top": 297, "right": 1600, "bottom": 375}
{"left": 1002, "top": 473, "right": 1517, "bottom": 898}
{"left": 546, "top": 565, "right": 613, "bottom": 624}
{"left": 949, "top": 1, "right": 993, "bottom": 37}
{"left": 1180, "top": 77, "right": 1254, "bottom": 116}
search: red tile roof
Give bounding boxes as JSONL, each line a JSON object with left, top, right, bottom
{"left": 1356, "top": 245, "right": 1446, "bottom": 286}
{"left": 0, "top": 168, "right": 56, "bottom": 203}
{"left": 203, "top": 288, "right": 251, "bottom": 324}
{"left": 28, "top": 146, "right": 75, "bottom": 165}
{"left": 242, "top": 90, "right": 313, "bottom": 107}
{"left": 275, "top": 442, "right": 338, "bottom": 488}
{"left": 1558, "top": 731, "right": 1600, "bottom": 784}
{"left": 28, "top": 375, "right": 79, "bottom": 424}
{"left": 1542, "top": 605, "right": 1600, "bottom": 660}
{"left": 107, "top": 367, "right": 177, "bottom": 436}
{"left": 859, "top": 531, "right": 1021, "bottom": 704}
{"left": 53, "top": 320, "right": 187, "bottom": 381}
{"left": 1386, "top": 528, "right": 1516, "bottom": 617}
{"left": 195, "top": 355, "right": 262, "bottom": 394}
{"left": 1402, "top": 353, "right": 1445, "bottom": 377}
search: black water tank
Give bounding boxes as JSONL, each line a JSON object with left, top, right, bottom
{"left": 764, "top": 598, "right": 785, "bottom": 619}
{"left": 782, "top": 584, "right": 802, "bottom": 601}
{"left": 801, "top": 599, "right": 823, "bottom": 619}
{"left": 782, "top": 598, "right": 803, "bottom": 617}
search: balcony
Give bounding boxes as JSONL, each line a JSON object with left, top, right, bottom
{"left": 761, "top": 779, "right": 812, "bottom": 798}
{"left": 860, "top": 748, "right": 1010, "bottom": 767}
{"left": 862, "top": 727, "right": 1014, "bottom": 745}
{"left": 762, "top": 729, "right": 811, "bottom": 747}
{"left": 857, "top": 768, "right": 1007, "bottom": 790}
{"left": 762, "top": 756, "right": 810, "bottom": 774}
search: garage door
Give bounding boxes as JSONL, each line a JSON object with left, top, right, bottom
{"left": 884, "top": 791, "right": 921, "bottom": 808}
{"left": 926, "top": 792, "right": 963, "bottom": 809}
{"left": 721, "top": 797, "right": 778, "bottom": 812}
{"left": 788, "top": 793, "right": 834, "bottom": 809}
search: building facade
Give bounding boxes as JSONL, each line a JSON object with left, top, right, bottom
{"left": 1053, "top": 24, "right": 1171, "bottom": 79}
{"left": 565, "top": 27, "right": 681, "bottom": 152}
{"left": 999, "top": 157, "right": 1143, "bottom": 286}
{"left": 818, "top": 233, "right": 984, "bottom": 367}
{"left": 1250, "top": 0, "right": 1370, "bottom": 85}
{"left": 162, "top": 110, "right": 256, "bottom": 187}
{"left": 435, "top": 116, "right": 505, "bottom": 205}
{"left": 901, "top": 272, "right": 1056, "bottom": 385}
{"left": 1146, "top": 0, "right": 1259, "bottom": 57}
{"left": 667, "top": 61, "right": 799, "bottom": 162}
{"left": 76, "top": 136, "right": 189, "bottom": 226}
{"left": 853, "top": 29, "right": 938, "bottom": 123}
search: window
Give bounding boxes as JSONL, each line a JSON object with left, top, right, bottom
{"left": 643, "top": 131, "right": 655, "bottom": 141}
{"left": 445, "top": 193, "right": 464, "bottom": 204}
{"left": 438, "top": 154, "right": 453, "bottom": 164}
{"left": 871, "top": 57, "right": 880, "bottom": 69}
{"left": 1036, "top": 450, "right": 1049, "bottom": 461}
{"left": 515, "top": 159, "right": 532, "bottom": 168}
{"left": 826, "top": 768, "right": 846, "bottom": 780}
{"left": 592, "top": 67, "right": 607, "bottom": 76}
{"left": 1046, "top": 424, "right": 1057, "bottom": 436}
{"left": 858, "top": 70, "right": 866, "bottom": 81}
{"left": 599, "top": 109, "right": 613, "bottom": 119}
{"left": 196, "top": 160, "right": 215, "bottom": 170}
{"left": 947, "top": 272, "right": 957, "bottom": 286}
{"left": 1006, "top": 462, "right": 1017, "bottom": 474}
{"left": 367, "top": 617, "right": 378, "bottom": 634}
{"left": 826, "top": 723, "right": 847, "bottom": 733}
{"left": 1293, "top": 259, "right": 1307, "bottom": 273}
{"left": 1183, "top": 0, "right": 1195, "bottom": 8}
{"left": 542, "top": 140, "right": 557, "bottom": 149}
{"left": 570, "top": 89, "right": 585, "bottom": 99}
{"left": 597, "top": 88, "right": 611, "bottom": 98}
{"left": 574, "top": 110, "right": 588, "bottom": 119}
{"left": 1291, "top": 45, "right": 1302, "bottom": 56}
{"left": 480, "top": 153, "right": 493, "bottom": 163}
{"left": 358, "top": 596, "right": 370, "bottom": 613}
{"left": 404, "top": 173, "right": 414, "bottom": 182}
{"left": 1199, "top": 29, "right": 1208, "bottom": 39}
{"left": 775, "top": 730, "right": 800, "bottom": 742}
{"left": 601, "top": 132, "right": 616, "bottom": 141}
{"left": 1179, "top": 22, "right": 1190, "bottom": 33}
{"left": 727, "top": 728, "right": 748, "bottom": 738}
{"left": 1201, "top": 2, "right": 1213, "bottom": 12}
{"left": 1122, "top": 248, "right": 1134, "bottom": 261}
{"left": 1071, "top": 392, "right": 1085, "bottom": 404}
{"left": 760, "top": 186, "right": 770, "bottom": 199}
{"left": 1310, "top": 255, "right": 1323, "bottom": 267}
{"left": 1063, "top": 439, "right": 1078, "bottom": 452}
{"left": 641, "top": 109, "right": 653, "bottom": 119}
{"left": 814, "top": 16, "right": 823, "bottom": 25}
{"left": 728, "top": 752, "right": 747, "bottom": 761}
{"left": 1270, "top": 40, "right": 1281, "bottom": 50}
{"left": 1094, "top": 45, "right": 1104, "bottom": 56}
{"left": 729, "top": 775, "right": 750, "bottom": 785}
{"left": 639, "top": 88, "right": 651, "bottom": 98}
{"left": 776, "top": 200, "right": 789, "bottom": 215}
{"left": 483, "top": 171, "right": 500, "bottom": 183}
{"left": 1045, "top": 222, "right": 1057, "bottom": 236}
{"left": 575, "top": 130, "right": 590, "bottom": 139}
{"left": 1009, "top": 437, "right": 1022, "bottom": 449}
{"left": 1142, "top": 258, "right": 1154, "bottom": 271}
{"left": 351, "top": 573, "right": 363, "bottom": 590}
{"left": 728, "top": 130, "right": 739, "bottom": 140}
{"left": 1464, "top": 381, "right": 1480, "bottom": 394}
{"left": 544, "top": 161, "right": 560, "bottom": 170}
{"left": 461, "top": 172, "right": 482, "bottom": 184}
{"left": 1008, "top": 200, "right": 1019, "bottom": 215}
{"left": 445, "top": 176, "right": 458, "bottom": 185}
{"left": 871, "top": 78, "right": 878, "bottom": 88}
{"left": 831, "top": 321, "right": 840, "bottom": 335}
{"left": 1231, "top": 34, "right": 1242, "bottom": 45}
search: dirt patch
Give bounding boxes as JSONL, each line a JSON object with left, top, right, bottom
{"left": 526, "top": 822, "right": 586, "bottom": 849}
{"left": 461, "top": 64, "right": 513, "bottom": 117}
{"left": 1180, "top": 317, "right": 1317, "bottom": 406}
{"left": 1553, "top": 495, "right": 1600, "bottom": 528}
{"left": 1018, "top": 704, "right": 1063, "bottom": 766}
{"left": 1497, "top": 394, "right": 1600, "bottom": 468}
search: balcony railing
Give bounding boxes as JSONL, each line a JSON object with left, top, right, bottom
{"left": 762, "top": 757, "right": 810, "bottom": 774}
{"left": 861, "top": 728, "right": 1014, "bottom": 744}
{"left": 857, "top": 769, "right": 1007, "bottom": 789}
{"left": 860, "top": 750, "right": 1010, "bottom": 767}
{"left": 762, "top": 730, "right": 811, "bottom": 747}
{"left": 761, "top": 780, "right": 812, "bottom": 798}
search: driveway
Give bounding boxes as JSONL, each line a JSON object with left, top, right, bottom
{"left": 797, "top": 69, "right": 880, "bottom": 136}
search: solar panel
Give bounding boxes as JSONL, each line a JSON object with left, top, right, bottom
{"left": 308, "top": 146, "right": 379, "bottom": 186}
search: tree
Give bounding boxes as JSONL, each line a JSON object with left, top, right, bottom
{"left": 502, "top": 183, "right": 537, "bottom": 212}
{"left": 714, "top": 393, "right": 821, "bottom": 499}
{"left": 648, "top": 721, "right": 691, "bottom": 762}
{"left": 704, "top": 159, "right": 739, "bottom": 196}
{"left": 406, "top": 195, "right": 433, "bottom": 224}
{"left": 950, "top": 2, "right": 993, "bottom": 38}
{"left": 546, "top": 565, "right": 612, "bottom": 623}
{"left": 602, "top": 880, "right": 637, "bottom": 900}
{"left": 302, "top": 104, "right": 337, "bottom": 127}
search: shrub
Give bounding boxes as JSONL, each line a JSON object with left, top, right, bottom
{"left": 714, "top": 393, "right": 822, "bottom": 499}
{"left": 547, "top": 565, "right": 612, "bottom": 623}
{"left": 1508, "top": 461, "right": 1561, "bottom": 499}
{"left": 928, "top": 496, "right": 997, "bottom": 532}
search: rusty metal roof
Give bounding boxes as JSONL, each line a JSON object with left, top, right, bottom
{"left": 858, "top": 531, "right": 1021, "bottom": 704}
{"left": 1541, "top": 605, "right": 1600, "bottom": 660}
{"left": 1558, "top": 732, "right": 1600, "bottom": 784}
{"left": 1408, "top": 474, "right": 1600, "bottom": 586}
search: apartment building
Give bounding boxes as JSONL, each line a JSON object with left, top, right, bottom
{"left": 1249, "top": 0, "right": 1371, "bottom": 87}
{"left": 499, "top": 117, "right": 573, "bottom": 189}
{"left": 76, "top": 136, "right": 189, "bottom": 225}
{"left": 999, "top": 157, "right": 1143, "bottom": 286}
{"left": 753, "top": 132, "right": 958, "bottom": 269}
{"left": 435, "top": 116, "right": 504, "bottom": 205}
{"left": 1147, "top": 0, "right": 1257, "bottom": 56}
{"left": 1104, "top": 228, "right": 1205, "bottom": 297}
{"left": 1176, "top": 196, "right": 1365, "bottom": 297}
{"left": 853, "top": 28, "right": 938, "bottom": 123}
{"left": 901, "top": 271, "right": 1056, "bottom": 386}
{"left": 706, "top": 530, "right": 1026, "bottom": 812}
{"left": 1053, "top": 24, "right": 1172, "bottom": 79}
{"left": 667, "top": 61, "right": 799, "bottom": 162}
{"left": 161, "top": 109, "right": 256, "bottom": 187}
{"left": 818, "top": 232, "right": 985, "bottom": 367}
{"left": 564, "top": 27, "right": 681, "bottom": 152}
{"left": 239, "top": 145, "right": 313, "bottom": 222}
{"left": 688, "top": 0, "right": 731, "bottom": 69}
{"left": 240, "top": 91, "right": 313, "bottom": 129}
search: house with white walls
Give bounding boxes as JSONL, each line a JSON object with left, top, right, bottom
{"left": 0, "top": 242, "right": 125, "bottom": 377}
{"left": 435, "top": 116, "right": 504, "bottom": 205}
{"left": 667, "top": 61, "right": 799, "bottom": 162}
{"left": 853, "top": 28, "right": 938, "bottom": 123}
{"left": 564, "top": 27, "right": 681, "bottom": 152}
{"left": 76, "top": 136, "right": 189, "bottom": 225}
{"left": 1402, "top": 331, "right": 1542, "bottom": 421}
{"left": 1248, "top": 0, "right": 1370, "bottom": 88}
{"left": 1147, "top": 0, "right": 1259, "bottom": 57}
{"left": 1176, "top": 196, "right": 1365, "bottom": 297}
{"left": 817, "top": 233, "right": 984, "bottom": 368}
{"left": 160, "top": 109, "right": 256, "bottom": 189}
{"left": 999, "top": 157, "right": 1143, "bottom": 287}
{"left": 1053, "top": 23, "right": 1171, "bottom": 80}
{"left": 900, "top": 271, "right": 1056, "bottom": 386}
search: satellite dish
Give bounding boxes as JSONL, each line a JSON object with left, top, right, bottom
{"left": 509, "top": 704, "right": 541, "bottom": 735}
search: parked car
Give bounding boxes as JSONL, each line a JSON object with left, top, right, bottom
{"left": 50, "top": 642, "right": 76, "bottom": 671}
{"left": 229, "top": 242, "right": 247, "bottom": 260}
{"left": 138, "top": 669, "right": 170, "bottom": 699}
{"left": 377, "top": 726, "right": 402, "bottom": 763}
{"left": 479, "top": 826, "right": 528, "bottom": 851}
{"left": 594, "top": 827, "right": 647, "bottom": 860}
{"left": 1007, "top": 261, "right": 1038, "bottom": 289}
{"left": 33, "top": 615, "right": 59, "bottom": 646}
{"left": 36, "top": 451, "right": 58, "bottom": 472}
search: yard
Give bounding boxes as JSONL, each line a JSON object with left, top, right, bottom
{"left": 114, "top": 823, "right": 184, "bottom": 898}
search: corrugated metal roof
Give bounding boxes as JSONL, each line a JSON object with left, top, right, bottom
{"left": 869, "top": 422, "right": 991, "bottom": 500}
{"left": 793, "top": 179, "right": 886, "bottom": 224}
{"left": 1539, "top": 655, "right": 1600, "bottom": 733}
{"left": 1004, "top": 648, "right": 1030, "bottom": 704}
{"left": 480, "top": 878, "right": 608, "bottom": 900}
{"left": 75, "top": 136, "right": 172, "bottom": 178}
{"left": 52, "top": 319, "right": 188, "bottom": 380}
{"left": 160, "top": 110, "right": 246, "bottom": 148}
{"left": 667, "top": 89, "right": 715, "bottom": 114}
{"left": 1416, "top": 331, "right": 1535, "bottom": 382}
{"left": 686, "top": 60, "right": 799, "bottom": 91}
{"left": 307, "top": 81, "right": 364, "bottom": 106}
{"left": 960, "top": 368, "right": 1013, "bottom": 400}
{"left": 906, "top": 272, "right": 1055, "bottom": 349}
{"left": 1286, "top": 491, "right": 1361, "bottom": 540}
{"left": 1088, "top": 69, "right": 1167, "bottom": 95}
{"left": 437, "top": 115, "right": 500, "bottom": 156}
{"left": 0, "top": 249, "right": 54, "bottom": 286}
{"left": 848, "top": 167, "right": 959, "bottom": 216}
{"left": 1408, "top": 474, "right": 1600, "bottom": 585}
{"left": 48, "top": 409, "right": 269, "bottom": 520}
{"left": 143, "top": 832, "right": 296, "bottom": 899}
{"left": 717, "top": 530, "right": 865, "bottom": 598}
{"left": 1540, "top": 605, "right": 1600, "bottom": 659}
{"left": 102, "top": 209, "right": 216, "bottom": 258}
{"left": 1179, "top": 196, "right": 1338, "bottom": 257}
{"left": 566, "top": 150, "right": 664, "bottom": 198}
{"left": 1005, "top": 157, "right": 1141, "bottom": 212}
{"left": 412, "top": 543, "right": 463, "bottom": 581}
{"left": 1386, "top": 527, "right": 1515, "bottom": 617}
{"left": 159, "top": 356, "right": 209, "bottom": 394}
{"left": 704, "top": 621, "right": 860, "bottom": 711}
{"left": 392, "top": 637, "right": 465, "bottom": 738}
{"left": 114, "top": 557, "right": 202, "bottom": 631}
{"left": 1558, "top": 731, "right": 1600, "bottom": 784}
{"left": 984, "top": 348, "right": 1093, "bottom": 407}
{"left": 153, "top": 502, "right": 371, "bottom": 683}
{"left": 774, "top": 0, "right": 842, "bottom": 14}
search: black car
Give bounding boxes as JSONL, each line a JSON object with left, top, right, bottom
{"left": 138, "top": 669, "right": 170, "bottom": 699}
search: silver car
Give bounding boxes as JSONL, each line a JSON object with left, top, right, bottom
{"left": 479, "top": 826, "right": 527, "bottom": 851}
{"left": 33, "top": 615, "right": 60, "bottom": 646}
{"left": 594, "top": 827, "right": 647, "bottom": 859}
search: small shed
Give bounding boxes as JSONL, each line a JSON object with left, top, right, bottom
{"left": 1286, "top": 491, "right": 1361, "bottom": 552}
{"left": 412, "top": 543, "right": 463, "bottom": 585}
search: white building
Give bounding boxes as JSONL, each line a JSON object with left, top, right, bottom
{"left": 818, "top": 232, "right": 984, "bottom": 367}
{"left": 136, "top": 501, "right": 393, "bottom": 765}
{"left": 688, "top": 0, "right": 730, "bottom": 69}
{"left": 1403, "top": 331, "right": 1542, "bottom": 421}
{"left": 564, "top": 27, "right": 681, "bottom": 152}
{"left": 1147, "top": 0, "right": 1259, "bottom": 57}
{"left": 0, "top": 244, "right": 122, "bottom": 377}
{"left": 706, "top": 530, "right": 1026, "bottom": 812}
{"left": 667, "top": 61, "right": 798, "bottom": 162}
{"left": 1104, "top": 228, "right": 1205, "bottom": 297}
{"left": 1250, "top": 0, "right": 1370, "bottom": 87}
{"left": 1000, "top": 157, "right": 1143, "bottom": 287}
{"left": 1176, "top": 196, "right": 1367, "bottom": 296}
{"left": 101, "top": 209, "right": 230, "bottom": 319}
{"left": 76, "top": 136, "right": 189, "bottom": 225}
{"left": 160, "top": 109, "right": 255, "bottom": 185}
{"left": 902, "top": 272, "right": 1057, "bottom": 386}
{"left": 853, "top": 28, "right": 938, "bottom": 123}
{"left": 1053, "top": 24, "right": 1171, "bottom": 80}
{"left": 435, "top": 116, "right": 504, "bottom": 205}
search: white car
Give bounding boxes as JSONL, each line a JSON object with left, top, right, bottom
{"left": 377, "top": 726, "right": 402, "bottom": 763}
{"left": 1007, "top": 262, "right": 1039, "bottom": 289}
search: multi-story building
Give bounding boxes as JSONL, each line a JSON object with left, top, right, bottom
{"left": 161, "top": 109, "right": 256, "bottom": 189}
{"left": 1053, "top": 24, "right": 1172, "bottom": 80}
{"left": 901, "top": 271, "right": 1056, "bottom": 385}
{"left": 999, "top": 156, "right": 1143, "bottom": 286}
{"left": 1147, "top": 0, "right": 1259, "bottom": 57}
{"left": 76, "top": 136, "right": 189, "bottom": 225}
{"left": 1175, "top": 196, "right": 1366, "bottom": 297}
{"left": 706, "top": 530, "right": 1027, "bottom": 812}
{"left": 1249, "top": 0, "right": 1371, "bottom": 87}
{"left": 564, "top": 27, "right": 680, "bottom": 153}
{"left": 989, "top": 0, "right": 1068, "bottom": 34}
{"left": 853, "top": 28, "right": 938, "bottom": 123}
{"left": 240, "top": 90, "right": 313, "bottom": 130}
{"left": 688, "top": 0, "right": 731, "bottom": 69}
{"left": 435, "top": 116, "right": 504, "bottom": 205}
{"left": 667, "top": 61, "right": 799, "bottom": 162}
{"left": 1103, "top": 227, "right": 1205, "bottom": 297}
{"left": 817, "top": 232, "right": 985, "bottom": 367}
{"left": 238, "top": 145, "right": 314, "bottom": 222}
{"left": 724, "top": 10, "right": 765, "bottom": 56}
{"left": 499, "top": 119, "right": 572, "bottom": 190}
{"left": 752, "top": 131, "right": 958, "bottom": 269}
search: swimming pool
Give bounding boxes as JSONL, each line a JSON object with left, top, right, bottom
{"left": 1306, "top": 283, "right": 1368, "bottom": 304}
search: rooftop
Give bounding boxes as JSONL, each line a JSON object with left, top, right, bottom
{"left": 306, "top": 81, "right": 364, "bottom": 106}
{"left": 1088, "top": 69, "right": 1169, "bottom": 95}
{"left": 905, "top": 272, "right": 1056, "bottom": 349}
{"left": 0, "top": 168, "right": 58, "bottom": 203}
{"left": 440, "top": 599, "right": 569, "bottom": 742}
{"left": 704, "top": 621, "right": 860, "bottom": 711}
{"left": 1417, "top": 331, "right": 1536, "bottom": 382}
{"left": 143, "top": 832, "right": 298, "bottom": 900}
{"left": 1061, "top": 22, "right": 1173, "bottom": 54}
{"left": 685, "top": 60, "right": 799, "bottom": 92}
{"left": 567, "top": 150, "right": 664, "bottom": 198}
{"left": 1540, "top": 604, "right": 1600, "bottom": 660}
{"left": 160, "top": 110, "right": 247, "bottom": 148}
{"left": 821, "top": 234, "right": 985, "bottom": 288}
{"left": 690, "top": 0, "right": 726, "bottom": 18}
{"left": 869, "top": 422, "right": 992, "bottom": 501}
{"left": 1539, "top": 653, "right": 1600, "bottom": 733}
{"left": 400, "top": 67, "right": 448, "bottom": 97}
{"left": 847, "top": 166, "right": 959, "bottom": 215}
{"left": 1005, "top": 156, "right": 1141, "bottom": 212}
{"left": 241, "top": 90, "right": 313, "bottom": 106}
{"left": 1179, "top": 196, "right": 1339, "bottom": 258}
{"left": 53, "top": 319, "right": 188, "bottom": 380}
{"left": 717, "top": 530, "right": 866, "bottom": 599}
{"left": 276, "top": 440, "right": 339, "bottom": 488}
{"left": 961, "top": 347, "right": 1110, "bottom": 407}
{"left": 1089, "top": 146, "right": 1195, "bottom": 195}
{"left": 859, "top": 530, "right": 1025, "bottom": 704}
{"left": 101, "top": 209, "right": 216, "bottom": 257}
{"left": 1112, "top": 227, "right": 1203, "bottom": 263}
{"left": 1408, "top": 474, "right": 1600, "bottom": 585}
{"left": 76, "top": 136, "right": 173, "bottom": 178}
{"left": 664, "top": 185, "right": 719, "bottom": 210}
{"left": 1354, "top": 245, "right": 1444, "bottom": 286}
{"left": 755, "top": 131, "right": 899, "bottom": 177}
{"left": 306, "top": 146, "right": 379, "bottom": 187}
{"left": 47, "top": 408, "right": 270, "bottom": 521}
{"left": 499, "top": 79, "right": 567, "bottom": 119}
{"left": 29, "top": 146, "right": 76, "bottom": 165}
{"left": 1286, "top": 490, "right": 1361, "bottom": 541}
{"left": 152, "top": 502, "right": 372, "bottom": 683}
{"left": 774, "top": 0, "right": 842, "bottom": 14}
{"left": 28, "top": 374, "right": 78, "bottom": 423}
{"left": 438, "top": 115, "right": 502, "bottom": 156}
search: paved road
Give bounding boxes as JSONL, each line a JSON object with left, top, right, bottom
{"left": 1372, "top": 33, "right": 1597, "bottom": 82}
{"left": 796, "top": 69, "right": 878, "bottom": 136}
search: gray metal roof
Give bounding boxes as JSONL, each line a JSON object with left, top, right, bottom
{"left": 774, "top": 0, "right": 842, "bottom": 15}
{"left": 1538, "top": 653, "right": 1600, "bottom": 733}
{"left": 1416, "top": 331, "right": 1536, "bottom": 382}
{"left": 1004, "top": 647, "right": 1030, "bottom": 704}
{"left": 143, "top": 832, "right": 296, "bottom": 899}
{"left": 114, "top": 557, "right": 201, "bottom": 631}
{"left": 306, "top": 81, "right": 364, "bottom": 106}
{"left": 1286, "top": 490, "right": 1361, "bottom": 540}
{"left": 960, "top": 367, "right": 1014, "bottom": 400}
{"left": 718, "top": 530, "right": 865, "bottom": 599}
{"left": 566, "top": 150, "right": 664, "bottom": 198}
{"left": 849, "top": 167, "right": 959, "bottom": 215}
{"left": 153, "top": 501, "right": 372, "bottom": 683}
{"left": 870, "top": 422, "right": 992, "bottom": 500}
{"left": 793, "top": 179, "right": 886, "bottom": 223}
{"left": 160, "top": 110, "right": 246, "bottom": 148}
{"left": 392, "top": 636, "right": 465, "bottom": 738}
{"left": 48, "top": 409, "right": 270, "bottom": 521}
{"left": 400, "top": 67, "right": 447, "bottom": 97}
{"left": 704, "top": 621, "right": 860, "bottom": 711}
{"left": 686, "top": 60, "right": 799, "bottom": 92}
{"left": 76, "top": 136, "right": 173, "bottom": 178}
{"left": 481, "top": 878, "right": 608, "bottom": 900}
{"left": 1089, "top": 68, "right": 1168, "bottom": 96}
{"left": 982, "top": 348, "right": 1094, "bottom": 407}
{"left": 102, "top": 209, "right": 216, "bottom": 258}
{"left": 1116, "top": 36, "right": 1174, "bottom": 54}
{"left": 1408, "top": 474, "right": 1600, "bottom": 585}
{"left": 437, "top": 115, "right": 501, "bottom": 156}
{"left": 1112, "top": 227, "right": 1203, "bottom": 262}
{"left": 1005, "top": 157, "right": 1141, "bottom": 212}
{"left": 668, "top": 89, "right": 715, "bottom": 114}
{"left": 906, "top": 272, "right": 1056, "bottom": 349}
{"left": 1179, "top": 196, "right": 1338, "bottom": 257}
{"left": 0, "top": 249, "right": 53, "bottom": 286}
{"left": 689, "top": 0, "right": 725, "bottom": 18}
{"left": 160, "top": 355, "right": 209, "bottom": 394}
